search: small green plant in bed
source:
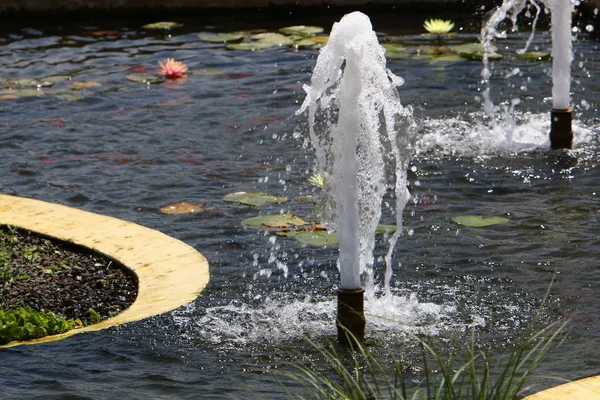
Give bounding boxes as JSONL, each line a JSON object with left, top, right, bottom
{"left": 0, "top": 306, "right": 75, "bottom": 345}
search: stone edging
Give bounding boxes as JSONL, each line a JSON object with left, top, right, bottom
{"left": 523, "top": 375, "right": 600, "bottom": 400}
{"left": 0, "top": 194, "right": 209, "bottom": 347}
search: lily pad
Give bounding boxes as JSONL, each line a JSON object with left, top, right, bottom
{"left": 141, "top": 22, "right": 183, "bottom": 30}
{"left": 198, "top": 33, "right": 245, "bottom": 43}
{"left": 160, "top": 202, "right": 214, "bottom": 215}
{"left": 452, "top": 43, "right": 503, "bottom": 61}
{"left": 227, "top": 41, "right": 278, "bottom": 51}
{"left": 223, "top": 191, "right": 288, "bottom": 206}
{"left": 295, "top": 230, "right": 339, "bottom": 246}
{"left": 7, "top": 78, "right": 54, "bottom": 88}
{"left": 72, "top": 81, "right": 101, "bottom": 88}
{"left": 44, "top": 75, "right": 72, "bottom": 84}
{"left": 375, "top": 224, "right": 397, "bottom": 233}
{"left": 241, "top": 213, "right": 308, "bottom": 230}
{"left": 279, "top": 25, "right": 324, "bottom": 36}
{"left": 126, "top": 73, "right": 164, "bottom": 84}
{"left": 451, "top": 215, "right": 509, "bottom": 227}
{"left": 251, "top": 32, "right": 295, "bottom": 46}
{"left": 518, "top": 50, "right": 551, "bottom": 61}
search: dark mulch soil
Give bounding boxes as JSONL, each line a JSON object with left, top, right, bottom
{"left": 0, "top": 225, "right": 138, "bottom": 324}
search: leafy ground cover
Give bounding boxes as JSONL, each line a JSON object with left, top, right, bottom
{"left": 0, "top": 225, "right": 138, "bottom": 344}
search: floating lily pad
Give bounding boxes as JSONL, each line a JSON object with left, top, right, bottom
{"left": 227, "top": 41, "right": 278, "bottom": 51}
{"left": 518, "top": 50, "right": 551, "bottom": 61}
{"left": 198, "top": 32, "right": 245, "bottom": 43}
{"left": 223, "top": 191, "right": 288, "bottom": 206}
{"left": 279, "top": 25, "right": 324, "bottom": 36}
{"left": 72, "top": 81, "right": 101, "bottom": 88}
{"left": 241, "top": 213, "right": 308, "bottom": 230}
{"left": 160, "top": 201, "right": 215, "bottom": 215}
{"left": 11, "top": 89, "right": 45, "bottom": 97}
{"left": 126, "top": 73, "right": 164, "bottom": 84}
{"left": 160, "top": 202, "right": 214, "bottom": 215}
{"left": 141, "top": 22, "right": 183, "bottom": 30}
{"left": 382, "top": 43, "right": 407, "bottom": 52}
{"left": 295, "top": 230, "right": 339, "bottom": 246}
{"left": 7, "top": 78, "right": 54, "bottom": 88}
{"left": 451, "top": 215, "right": 509, "bottom": 227}
{"left": 452, "top": 43, "right": 503, "bottom": 61}
{"left": 251, "top": 32, "right": 295, "bottom": 46}
{"left": 375, "top": 224, "right": 397, "bottom": 233}
{"left": 44, "top": 75, "right": 72, "bottom": 83}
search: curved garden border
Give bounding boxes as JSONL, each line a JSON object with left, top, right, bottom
{"left": 0, "top": 194, "right": 209, "bottom": 348}
{"left": 523, "top": 375, "right": 600, "bottom": 399}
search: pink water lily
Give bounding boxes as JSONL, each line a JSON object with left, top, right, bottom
{"left": 158, "top": 58, "right": 188, "bottom": 79}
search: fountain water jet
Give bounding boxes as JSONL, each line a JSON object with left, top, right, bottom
{"left": 297, "top": 11, "right": 416, "bottom": 344}
{"left": 480, "top": 0, "right": 574, "bottom": 149}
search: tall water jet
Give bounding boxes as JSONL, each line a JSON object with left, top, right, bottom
{"left": 480, "top": 0, "right": 574, "bottom": 149}
{"left": 297, "top": 11, "right": 415, "bottom": 345}
{"left": 549, "top": 0, "right": 574, "bottom": 149}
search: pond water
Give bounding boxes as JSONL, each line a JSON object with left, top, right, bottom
{"left": 0, "top": 9, "right": 598, "bottom": 399}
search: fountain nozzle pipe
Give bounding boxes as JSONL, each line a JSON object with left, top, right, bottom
{"left": 550, "top": 109, "right": 573, "bottom": 150}
{"left": 337, "top": 288, "right": 365, "bottom": 346}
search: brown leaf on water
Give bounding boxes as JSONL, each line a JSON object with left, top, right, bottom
{"left": 160, "top": 202, "right": 215, "bottom": 215}
{"left": 90, "top": 30, "right": 119, "bottom": 36}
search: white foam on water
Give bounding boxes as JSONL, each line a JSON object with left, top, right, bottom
{"left": 415, "top": 111, "right": 597, "bottom": 157}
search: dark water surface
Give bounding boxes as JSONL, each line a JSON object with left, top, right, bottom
{"left": 0, "top": 9, "right": 598, "bottom": 399}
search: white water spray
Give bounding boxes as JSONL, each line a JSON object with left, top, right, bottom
{"left": 297, "top": 12, "right": 416, "bottom": 294}
{"left": 480, "top": 0, "right": 573, "bottom": 116}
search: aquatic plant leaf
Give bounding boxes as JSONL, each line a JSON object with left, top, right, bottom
{"left": 198, "top": 33, "right": 245, "bottom": 43}
{"left": 72, "top": 81, "right": 101, "bottom": 88}
{"left": 141, "top": 22, "right": 183, "bottom": 30}
{"left": 294, "top": 38, "right": 324, "bottom": 49}
{"left": 44, "top": 75, "right": 72, "bottom": 83}
{"left": 248, "top": 32, "right": 295, "bottom": 47}
{"left": 241, "top": 213, "right": 308, "bottom": 230}
{"left": 226, "top": 41, "right": 277, "bottom": 51}
{"left": 223, "top": 191, "right": 288, "bottom": 206}
{"left": 382, "top": 43, "right": 406, "bottom": 52}
{"left": 295, "top": 230, "right": 338, "bottom": 246}
{"left": 279, "top": 25, "right": 324, "bottom": 36}
{"left": 160, "top": 202, "right": 214, "bottom": 215}
{"left": 518, "top": 51, "right": 551, "bottom": 61}
{"left": 90, "top": 30, "right": 119, "bottom": 36}
{"left": 452, "top": 43, "right": 503, "bottom": 61}
{"left": 125, "top": 73, "right": 164, "bottom": 84}
{"left": 12, "top": 89, "right": 45, "bottom": 97}
{"left": 375, "top": 224, "right": 397, "bottom": 233}
{"left": 451, "top": 215, "right": 509, "bottom": 227}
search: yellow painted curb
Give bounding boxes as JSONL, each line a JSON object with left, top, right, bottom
{"left": 523, "top": 375, "right": 600, "bottom": 400}
{"left": 0, "top": 194, "right": 209, "bottom": 347}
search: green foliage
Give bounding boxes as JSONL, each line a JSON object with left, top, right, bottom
{"left": 89, "top": 308, "right": 102, "bottom": 324}
{"left": 0, "top": 306, "right": 75, "bottom": 345}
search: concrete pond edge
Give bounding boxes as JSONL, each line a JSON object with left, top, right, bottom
{"left": 0, "top": 194, "right": 209, "bottom": 348}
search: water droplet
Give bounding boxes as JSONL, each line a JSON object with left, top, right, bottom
{"left": 586, "top": 24, "right": 595, "bottom": 33}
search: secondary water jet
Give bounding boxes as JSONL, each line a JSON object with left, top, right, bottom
{"left": 297, "top": 11, "right": 415, "bottom": 345}
{"left": 549, "top": 0, "right": 573, "bottom": 149}
{"left": 480, "top": 0, "right": 574, "bottom": 149}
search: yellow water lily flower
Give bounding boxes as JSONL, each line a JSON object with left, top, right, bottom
{"left": 423, "top": 19, "right": 455, "bottom": 35}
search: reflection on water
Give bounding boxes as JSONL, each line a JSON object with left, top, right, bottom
{"left": 0, "top": 10, "right": 598, "bottom": 399}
